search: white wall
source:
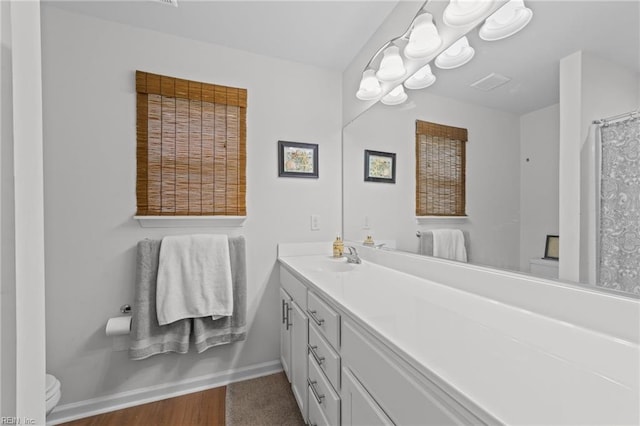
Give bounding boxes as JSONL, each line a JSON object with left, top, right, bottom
{"left": 11, "top": 1, "right": 47, "bottom": 422}
{"left": 2, "top": 1, "right": 49, "bottom": 422}
{"left": 519, "top": 104, "right": 559, "bottom": 271}
{"left": 40, "top": 5, "right": 342, "bottom": 410}
{"left": 343, "top": 91, "right": 521, "bottom": 271}
{"left": 0, "top": 0, "right": 16, "bottom": 416}
{"left": 559, "top": 51, "right": 639, "bottom": 282}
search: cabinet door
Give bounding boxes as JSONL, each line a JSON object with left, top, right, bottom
{"left": 280, "top": 288, "right": 292, "bottom": 382}
{"left": 343, "top": 320, "right": 471, "bottom": 425}
{"left": 290, "top": 301, "right": 309, "bottom": 421}
{"left": 342, "top": 367, "right": 393, "bottom": 426}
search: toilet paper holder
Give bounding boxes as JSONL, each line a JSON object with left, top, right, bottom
{"left": 120, "top": 304, "right": 132, "bottom": 314}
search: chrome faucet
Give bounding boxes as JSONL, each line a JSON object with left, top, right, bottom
{"left": 344, "top": 246, "right": 362, "bottom": 264}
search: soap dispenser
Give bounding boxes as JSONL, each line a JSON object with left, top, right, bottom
{"left": 333, "top": 235, "right": 344, "bottom": 258}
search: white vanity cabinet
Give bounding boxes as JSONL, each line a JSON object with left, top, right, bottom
{"left": 279, "top": 260, "right": 490, "bottom": 426}
{"left": 280, "top": 265, "right": 343, "bottom": 425}
{"left": 341, "top": 320, "right": 484, "bottom": 426}
{"left": 341, "top": 367, "right": 393, "bottom": 426}
{"left": 279, "top": 263, "right": 484, "bottom": 426}
{"left": 280, "top": 268, "right": 309, "bottom": 421}
{"left": 279, "top": 248, "right": 640, "bottom": 426}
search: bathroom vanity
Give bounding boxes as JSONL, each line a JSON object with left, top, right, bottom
{"left": 278, "top": 242, "right": 639, "bottom": 426}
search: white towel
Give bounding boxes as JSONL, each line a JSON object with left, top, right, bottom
{"left": 156, "top": 234, "right": 233, "bottom": 326}
{"left": 432, "top": 229, "right": 467, "bottom": 262}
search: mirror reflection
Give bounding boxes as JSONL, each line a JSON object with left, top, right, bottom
{"left": 343, "top": 0, "right": 639, "bottom": 294}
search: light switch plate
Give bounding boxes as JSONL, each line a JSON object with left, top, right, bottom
{"left": 311, "top": 214, "right": 320, "bottom": 231}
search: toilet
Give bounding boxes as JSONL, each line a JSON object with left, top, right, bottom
{"left": 46, "top": 374, "right": 61, "bottom": 416}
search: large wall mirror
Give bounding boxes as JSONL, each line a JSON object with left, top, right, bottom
{"left": 343, "top": 0, "right": 640, "bottom": 294}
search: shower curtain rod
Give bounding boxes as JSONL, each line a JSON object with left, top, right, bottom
{"left": 593, "top": 107, "right": 639, "bottom": 126}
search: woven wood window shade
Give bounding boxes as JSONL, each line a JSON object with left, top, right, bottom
{"left": 136, "top": 71, "right": 246, "bottom": 216}
{"left": 416, "top": 120, "right": 467, "bottom": 216}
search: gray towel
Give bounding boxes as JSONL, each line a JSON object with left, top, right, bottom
{"left": 129, "top": 240, "right": 191, "bottom": 360}
{"left": 419, "top": 231, "right": 435, "bottom": 256}
{"left": 129, "top": 236, "right": 247, "bottom": 360}
{"left": 419, "top": 230, "right": 470, "bottom": 260}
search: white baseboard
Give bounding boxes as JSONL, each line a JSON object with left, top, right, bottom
{"left": 46, "top": 359, "right": 283, "bottom": 425}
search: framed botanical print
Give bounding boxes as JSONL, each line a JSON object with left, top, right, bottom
{"left": 364, "top": 149, "right": 396, "bottom": 183}
{"left": 278, "top": 141, "right": 319, "bottom": 178}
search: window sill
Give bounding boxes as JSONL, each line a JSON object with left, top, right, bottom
{"left": 416, "top": 216, "right": 468, "bottom": 225}
{"left": 134, "top": 216, "right": 246, "bottom": 228}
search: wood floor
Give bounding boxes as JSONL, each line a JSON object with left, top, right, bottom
{"left": 60, "top": 387, "right": 225, "bottom": 426}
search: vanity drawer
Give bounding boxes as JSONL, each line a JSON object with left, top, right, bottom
{"left": 280, "top": 266, "right": 307, "bottom": 309}
{"left": 309, "top": 323, "right": 341, "bottom": 391}
{"left": 308, "top": 383, "right": 331, "bottom": 426}
{"left": 308, "top": 291, "right": 340, "bottom": 349}
{"left": 308, "top": 353, "right": 340, "bottom": 426}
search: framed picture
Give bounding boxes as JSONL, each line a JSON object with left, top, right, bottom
{"left": 278, "top": 141, "right": 319, "bottom": 178}
{"left": 364, "top": 150, "right": 396, "bottom": 183}
{"left": 544, "top": 235, "right": 559, "bottom": 260}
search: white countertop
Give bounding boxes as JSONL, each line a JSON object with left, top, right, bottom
{"left": 279, "top": 253, "right": 639, "bottom": 426}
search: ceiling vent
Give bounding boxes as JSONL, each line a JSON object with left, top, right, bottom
{"left": 470, "top": 73, "right": 511, "bottom": 91}
{"left": 153, "top": 0, "right": 178, "bottom": 7}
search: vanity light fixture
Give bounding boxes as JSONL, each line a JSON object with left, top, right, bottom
{"left": 479, "top": 0, "right": 533, "bottom": 41}
{"left": 404, "top": 13, "right": 442, "bottom": 60}
{"left": 376, "top": 45, "right": 407, "bottom": 82}
{"left": 435, "top": 36, "right": 475, "bottom": 69}
{"left": 356, "top": 0, "right": 531, "bottom": 106}
{"left": 404, "top": 64, "right": 436, "bottom": 90}
{"left": 381, "top": 85, "right": 408, "bottom": 106}
{"left": 442, "top": 0, "right": 494, "bottom": 27}
{"left": 356, "top": 69, "right": 383, "bottom": 100}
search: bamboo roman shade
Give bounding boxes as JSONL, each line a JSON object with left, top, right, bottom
{"left": 136, "top": 71, "right": 246, "bottom": 216}
{"left": 416, "top": 120, "right": 467, "bottom": 216}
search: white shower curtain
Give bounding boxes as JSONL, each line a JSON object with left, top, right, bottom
{"left": 598, "top": 116, "right": 640, "bottom": 294}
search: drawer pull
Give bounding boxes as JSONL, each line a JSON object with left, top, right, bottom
{"left": 308, "top": 379, "right": 325, "bottom": 404}
{"left": 284, "top": 302, "right": 292, "bottom": 330}
{"left": 307, "top": 344, "right": 325, "bottom": 366}
{"left": 308, "top": 309, "right": 325, "bottom": 326}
